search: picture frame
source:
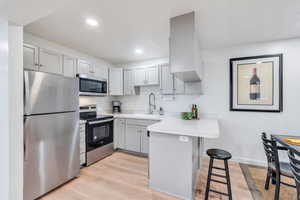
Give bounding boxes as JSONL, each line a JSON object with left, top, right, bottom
{"left": 230, "top": 54, "right": 283, "bottom": 112}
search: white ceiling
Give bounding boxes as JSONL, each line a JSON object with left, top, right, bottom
{"left": 0, "top": 0, "right": 72, "bottom": 25}
{"left": 24, "top": 0, "right": 300, "bottom": 64}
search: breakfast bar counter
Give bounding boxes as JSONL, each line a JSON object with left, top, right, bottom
{"left": 147, "top": 118, "right": 220, "bottom": 200}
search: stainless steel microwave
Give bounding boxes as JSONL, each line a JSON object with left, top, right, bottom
{"left": 77, "top": 74, "right": 108, "bottom": 96}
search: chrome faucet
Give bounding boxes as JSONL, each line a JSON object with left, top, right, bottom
{"left": 148, "top": 92, "right": 156, "bottom": 114}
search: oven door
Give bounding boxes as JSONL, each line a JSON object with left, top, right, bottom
{"left": 86, "top": 119, "right": 113, "bottom": 152}
{"left": 79, "top": 77, "right": 107, "bottom": 96}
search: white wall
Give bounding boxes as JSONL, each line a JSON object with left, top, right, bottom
{"left": 118, "top": 38, "right": 300, "bottom": 166}
{"left": 8, "top": 24, "right": 23, "bottom": 200}
{"left": 24, "top": 32, "right": 115, "bottom": 112}
{"left": 0, "top": 20, "right": 10, "bottom": 200}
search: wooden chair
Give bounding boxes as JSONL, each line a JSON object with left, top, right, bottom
{"left": 261, "top": 133, "right": 295, "bottom": 200}
{"left": 288, "top": 148, "right": 300, "bottom": 200}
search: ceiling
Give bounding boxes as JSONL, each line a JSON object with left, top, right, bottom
{"left": 24, "top": 0, "right": 300, "bottom": 64}
{"left": 0, "top": 0, "right": 72, "bottom": 25}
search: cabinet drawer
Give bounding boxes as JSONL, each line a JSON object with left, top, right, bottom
{"left": 126, "top": 119, "right": 158, "bottom": 126}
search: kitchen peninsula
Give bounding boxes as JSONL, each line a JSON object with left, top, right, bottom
{"left": 147, "top": 118, "right": 220, "bottom": 199}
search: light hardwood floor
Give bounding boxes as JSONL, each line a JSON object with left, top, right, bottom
{"left": 40, "top": 152, "right": 252, "bottom": 200}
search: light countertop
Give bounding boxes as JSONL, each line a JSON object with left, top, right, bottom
{"left": 100, "top": 112, "right": 219, "bottom": 138}
{"left": 147, "top": 117, "right": 220, "bottom": 138}
{"left": 112, "top": 113, "right": 162, "bottom": 121}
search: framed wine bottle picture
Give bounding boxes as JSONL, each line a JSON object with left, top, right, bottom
{"left": 230, "top": 54, "right": 283, "bottom": 112}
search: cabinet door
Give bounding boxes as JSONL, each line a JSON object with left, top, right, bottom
{"left": 63, "top": 55, "right": 77, "bottom": 77}
{"left": 109, "top": 68, "right": 123, "bottom": 96}
{"left": 125, "top": 125, "right": 141, "bottom": 152}
{"left": 174, "top": 76, "right": 185, "bottom": 94}
{"left": 140, "top": 127, "right": 149, "bottom": 154}
{"left": 124, "top": 69, "right": 131, "bottom": 95}
{"left": 146, "top": 66, "right": 159, "bottom": 85}
{"left": 23, "top": 44, "right": 39, "bottom": 71}
{"left": 134, "top": 68, "right": 146, "bottom": 86}
{"left": 77, "top": 59, "right": 92, "bottom": 75}
{"left": 94, "top": 65, "right": 108, "bottom": 80}
{"left": 160, "top": 64, "right": 174, "bottom": 94}
{"left": 124, "top": 69, "right": 136, "bottom": 95}
{"left": 114, "top": 119, "right": 126, "bottom": 149}
{"left": 39, "top": 48, "right": 63, "bottom": 75}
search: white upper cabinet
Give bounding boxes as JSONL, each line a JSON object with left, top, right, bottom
{"left": 124, "top": 69, "right": 138, "bottom": 95}
{"left": 170, "top": 11, "right": 202, "bottom": 82}
{"left": 63, "top": 55, "right": 77, "bottom": 77}
{"left": 174, "top": 76, "right": 185, "bottom": 94}
{"left": 94, "top": 65, "right": 108, "bottom": 80}
{"left": 77, "top": 59, "right": 93, "bottom": 75}
{"left": 160, "top": 64, "right": 174, "bottom": 94}
{"left": 38, "top": 48, "right": 63, "bottom": 75}
{"left": 134, "top": 68, "right": 146, "bottom": 86}
{"left": 23, "top": 44, "right": 39, "bottom": 71}
{"left": 146, "top": 66, "right": 159, "bottom": 85}
{"left": 134, "top": 66, "right": 159, "bottom": 86}
{"left": 160, "top": 64, "right": 185, "bottom": 95}
{"left": 109, "top": 68, "right": 123, "bottom": 96}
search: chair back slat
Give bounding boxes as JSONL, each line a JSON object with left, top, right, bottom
{"left": 261, "top": 133, "right": 280, "bottom": 171}
{"left": 288, "top": 149, "right": 300, "bottom": 184}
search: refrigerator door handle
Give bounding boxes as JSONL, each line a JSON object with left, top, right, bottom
{"left": 24, "top": 117, "right": 29, "bottom": 161}
{"left": 24, "top": 71, "right": 31, "bottom": 115}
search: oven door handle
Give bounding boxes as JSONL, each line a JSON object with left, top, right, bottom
{"left": 88, "top": 119, "right": 113, "bottom": 125}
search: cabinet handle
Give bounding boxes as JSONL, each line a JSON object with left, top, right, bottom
{"left": 39, "top": 64, "right": 44, "bottom": 67}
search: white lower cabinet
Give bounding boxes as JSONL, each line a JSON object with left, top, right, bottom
{"left": 114, "top": 118, "right": 157, "bottom": 155}
{"left": 114, "top": 119, "right": 126, "bottom": 149}
{"left": 125, "top": 125, "right": 141, "bottom": 152}
{"left": 140, "top": 127, "right": 149, "bottom": 154}
{"left": 79, "top": 123, "right": 86, "bottom": 165}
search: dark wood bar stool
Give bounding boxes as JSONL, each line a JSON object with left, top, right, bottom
{"left": 204, "top": 149, "right": 232, "bottom": 200}
{"left": 288, "top": 148, "right": 300, "bottom": 200}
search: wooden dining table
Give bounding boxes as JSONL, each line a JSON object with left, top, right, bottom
{"left": 272, "top": 134, "right": 300, "bottom": 152}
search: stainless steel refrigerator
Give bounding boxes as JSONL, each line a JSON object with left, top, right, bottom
{"left": 23, "top": 70, "right": 80, "bottom": 200}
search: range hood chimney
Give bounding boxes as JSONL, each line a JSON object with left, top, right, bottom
{"left": 169, "top": 11, "right": 202, "bottom": 82}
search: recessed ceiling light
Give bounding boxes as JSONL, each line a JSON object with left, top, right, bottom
{"left": 135, "top": 49, "right": 143, "bottom": 55}
{"left": 85, "top": 18, "right": 99, "bottom": 27}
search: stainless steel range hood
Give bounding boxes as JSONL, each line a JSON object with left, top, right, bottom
{"left": 169, "top": 11, "right": 202, "bottom": 82}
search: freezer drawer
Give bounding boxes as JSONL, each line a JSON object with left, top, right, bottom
{"left": 24, "top": 70, "right": 78, "bottom": 115}
{"left": 24, "top": 112, "right": 80, "bottom": 200}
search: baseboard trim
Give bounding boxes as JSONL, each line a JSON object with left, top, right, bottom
{"left": 231, "top": 157, "right": 267, "bottom": 167}
{"left": 202, "top": 154, "right": 267, "bottom": 167}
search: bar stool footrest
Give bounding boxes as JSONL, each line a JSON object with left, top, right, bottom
{"left": 211, "top": 179, "right": 228, "bottom": 185}
{"left": 209, "top": 189, "right": 229, "bottom": 196}
{"left": 211, "top": 173, "right": 227, "bottom": 179}
{"left": 212, "top": 166, "right": 226, "bottom": 171}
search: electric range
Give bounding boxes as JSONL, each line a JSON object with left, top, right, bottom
{"left": 80, "top": 105, "right": 114, "bottom": 166}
